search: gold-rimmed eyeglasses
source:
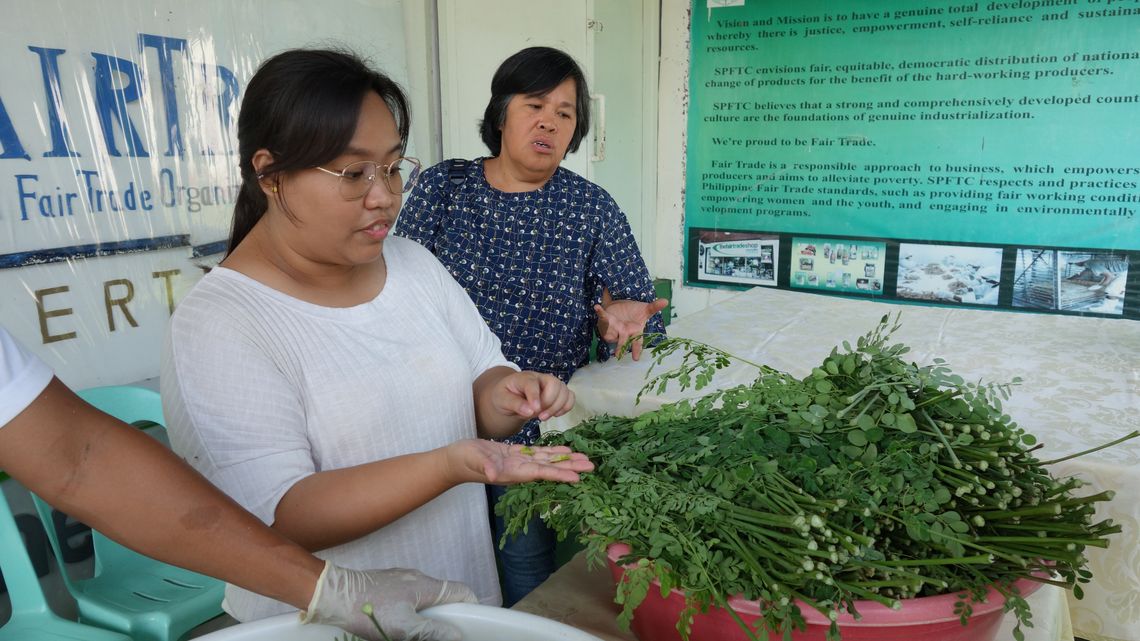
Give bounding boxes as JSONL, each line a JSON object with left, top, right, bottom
{"left": 313, "top": 157, "right": 423, "bottom": 199}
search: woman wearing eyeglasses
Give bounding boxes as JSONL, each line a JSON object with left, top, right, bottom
{"left": 160, "top": 48, "right": 593, "bottom": 625}
{"left": 395, "top": 46, "right": 667, "bottom": 606}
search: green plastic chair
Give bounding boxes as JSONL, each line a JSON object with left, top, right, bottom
{"left": 0, "top": 489, "right": 132, "bottom": 641}
{"left": 30, "top": 385, "right": 225, "bottom": 641}
{"left": 76, "top": 385, "right": 169, "bottom": 445}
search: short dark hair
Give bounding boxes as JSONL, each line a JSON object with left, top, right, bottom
{"left": 479, "top": 47, "right": 590, "bottom": 157}
{"left": 226, "top": 48, "right": 411, "bottom": 255}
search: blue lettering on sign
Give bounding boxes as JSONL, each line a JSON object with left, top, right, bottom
{"left": 17, "top": 175, "right": 53, "bottom": 219}
{"left": 0, "top": 33, "right": 241, "bottom": 161}
{"left": 212, "top": 64, "right": 241, "bottom": 138}
{"left": 91, "top": 53, "right": 150, "bottom": 158}
{"left": 139, "top": 34, "right": 187, "bottom": 157}
{"left": 0, "top": 96, "right": 30, "bottom": 160}
{"left": 16, "top": 170, "right": 161, "bottom": 220}
{"left": 28, "top": 46, "right": 78, "bottom": 158}
{"left": 14, "top": 167, "right": 237, "bottom": 220}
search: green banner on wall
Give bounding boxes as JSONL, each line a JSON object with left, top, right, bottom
{"left": 686, "top": 0, "right": 1139, "bottom": 317}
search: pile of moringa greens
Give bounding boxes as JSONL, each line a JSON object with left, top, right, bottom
{"left": 498, "top": 315, "right": 1133, "bottom": 641}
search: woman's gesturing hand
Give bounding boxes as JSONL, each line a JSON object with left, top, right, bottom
{"left": 491, "top": 371, "right": 575, "bottom": 421}
{"left": 594, "top": 295, "right": 669, "bottom": 360}
{"left": 446, "top": 439, "right": 595, "bottom": 485}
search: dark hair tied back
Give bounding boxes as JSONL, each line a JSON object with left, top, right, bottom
{"left": 226, "top": 48, "right": 411, "bottom": 255}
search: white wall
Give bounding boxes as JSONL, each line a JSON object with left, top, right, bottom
{"left": 400, "top": 2, "right": 440, "bottom": 165}
{"left": 433, "top": 0, "right": 662, "bottom": 268}
{"left": 436, "top": 1, "right": 591, "bottom": 173}
{"left": 656, "top": 0, "right": 737, "bottom": 320}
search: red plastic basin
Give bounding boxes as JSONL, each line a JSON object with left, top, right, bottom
{"left": 606, "top": 542, "right": 1042, "bottom": 641}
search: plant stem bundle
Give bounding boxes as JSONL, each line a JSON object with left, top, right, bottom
{"left": 498, "top": 314, "right": 1133, "bottom": 641}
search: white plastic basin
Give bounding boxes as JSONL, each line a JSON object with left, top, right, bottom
{"left": 194, "top": 603, "right": 604, "bottom": 641}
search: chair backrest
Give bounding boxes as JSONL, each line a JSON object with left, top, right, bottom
{"left": 41, "top": 385, "right": 168, "bottom": 577}
{"left": 2, "top": 491, "right": 135, "bottom": 641}
{"left": 76, "top": 385, "right": 163, "bottom": 424}
{"left": 82, "top": 386, "right": 168, "bottom": 563}
{"left": 29, "top": 385, "right": 224, "bottom": 641}
{"left": 76, "top": 385, "right": 168, "bottom": 444}
{"left": 28, "top": 493, "right": 82, "bottom": 592}
{"left": 0, "top": 489, "right": 52, "bottom": 616}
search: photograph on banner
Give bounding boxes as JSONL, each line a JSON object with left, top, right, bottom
{"left": 790, "top": 236, "right": 886, "bottom": 294}
{"left": 896, "top": 242, "right": 1003, "bottom": 306}
{"left": 1012, "top": 249, "right": 1129, "bottom": 316}
{"left": 693, "top": 230, "right": 779, "bottom": 287}
{"left": 684, "top": 0, "right": 1139, "bottom": 302}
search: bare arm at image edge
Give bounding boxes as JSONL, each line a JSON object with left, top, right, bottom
{"left": 0, "top": 377, "right": 478, "bottom": 641}
{"left": 0, "top": 377, "right": 326, "bottom": 610}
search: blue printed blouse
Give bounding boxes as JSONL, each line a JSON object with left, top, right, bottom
{"left": 395, "top": 158, "right": 665, "bottom": 444}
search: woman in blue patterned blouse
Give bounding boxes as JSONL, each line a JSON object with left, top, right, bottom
{"left": 396, "top": 46, "right": 667, "bottom": 605}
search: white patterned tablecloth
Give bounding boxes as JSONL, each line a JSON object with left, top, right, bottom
{"left": 545, "top": 286, "right": 1140, "bottom": 641}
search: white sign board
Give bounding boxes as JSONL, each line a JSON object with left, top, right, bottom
{"left": 1, "top": 0, "right": 413, "bottom": 388}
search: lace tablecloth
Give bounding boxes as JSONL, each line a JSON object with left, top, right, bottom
{"left": 544, "top": 286, "right": 1140, "bottom": 641}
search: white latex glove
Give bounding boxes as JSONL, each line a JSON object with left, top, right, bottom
{"left": 302, "top": 562, "right": 477, "bottom": 641}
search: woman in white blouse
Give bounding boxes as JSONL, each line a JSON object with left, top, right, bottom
{"left": 161, "top": 48, "right": 591, "bottom": 624}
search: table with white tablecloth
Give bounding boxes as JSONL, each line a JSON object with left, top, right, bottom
{"left": 544, "top": 286, "right": 1140, "bottom": 641}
